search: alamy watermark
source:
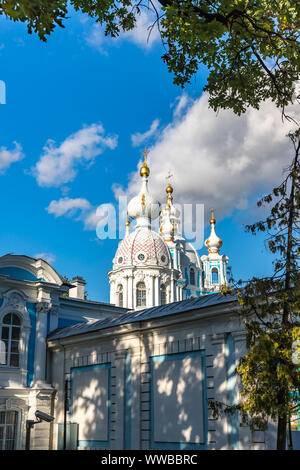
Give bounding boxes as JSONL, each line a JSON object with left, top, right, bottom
{"left": 94, "top": 197, "right": 205, "bottom": 250}
{"left": 0, "top": 80, "right": 6, "bottom": 104}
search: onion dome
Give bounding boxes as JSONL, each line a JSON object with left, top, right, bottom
{"left": 127, "top": 147, "right": 160, "bottom": 229}
{"left": 204, "top": 209, "right": 223, "bottom": 254}
{"left": 160, "top": 173, "right": 181, "bottom": 240}
{"left": 113, "top": 227, "right": 171, "bottom": 268}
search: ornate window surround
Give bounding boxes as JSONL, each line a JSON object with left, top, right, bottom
{"left": 211, "top": 267, "right": 219, "bottom": 284}
{"left": 0, "top": 290, "right": 31, "bottom": 386}
{"left": 136, "top": 281, "right": 147, "bottom": 308}
{"left": 0, "top": 400, "right": 26, "bottom": 450}
{"left": 116, "top": 284, "right": 124, "bottom": 308}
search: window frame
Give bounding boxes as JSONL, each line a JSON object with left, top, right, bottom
{"left": 0, "top": 289, "right": 31, "bottom": 386}
{"left": 0, "top": 409, "right": 19, "bottom": 450}
{"left": 211, "top": 267, "right": 219, "bottom": 284}
{"left": 0, "top": 313, "right": 22, "bottom": 368}
{"left": 116, "top": 284, "right": 124, "bottom": 308}
{"left": 160, "top": 284, "right": 167, "bottom": 305}
{"left": 190, "top": 268, "right": 196, "bottom": 286}
{"left": 136, "top": 282, "right": 147, "bottom": 308}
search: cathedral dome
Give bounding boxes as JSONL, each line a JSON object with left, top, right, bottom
{"left": 127, "top": 191, "right": 160, "bottom": 224}
{"left": 113, "top": 227, "right": 171, "bottom": 269}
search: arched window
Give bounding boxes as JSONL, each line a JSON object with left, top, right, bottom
{"left": 160, "top": 284, "right": 167, "bottom": 305}
{"left": 0, "top": 410, "right": 18, "bottom": 449}
{"left": 136, "top": 282, "right": 146, "bottom": 307}
{"left": 190, "top": 268, "right": 195, "bottom": 285}
{"left": 211, "top": 268, "right": 219, "bottom": 284}
{"left": 0, "top": 313, "right": 21, "bottom": 368}
{"left": 116, "top": 284, "right": 123, "bottom": 308}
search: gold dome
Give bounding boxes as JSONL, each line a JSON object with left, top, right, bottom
{"left": 166, "top": 182, "right": 173, "bottom": 194}
{"left": 140, "top": 161, "right": 150, "bottom": 178}
{"left": 140, "top": 145, "right": 150, "bottom": 178}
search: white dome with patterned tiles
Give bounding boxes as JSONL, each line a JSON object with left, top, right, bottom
{"left": 113, "top": 227, "right": 171, "bottom": 268}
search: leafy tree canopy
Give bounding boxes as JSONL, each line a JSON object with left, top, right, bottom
{"left": 211, "top": 130, "right": 300, "bottom": 449}
{"left": 1, "top": 0, "right": 299, "bottom": 115}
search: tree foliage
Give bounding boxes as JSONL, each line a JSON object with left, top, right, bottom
{"left": 1, "top": 0, "right": 299, "bottom": 115}
{"left": 211, "top": 130, "right": 300, "bottom": 449}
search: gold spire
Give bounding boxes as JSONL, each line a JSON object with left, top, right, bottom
{"left": 210, "top": 208, "right": 216, "bottom": 225}
{"left": 125, "top": 214, "right": 131, "bottom": 237}
{"left": 166, "top": 171, "right": 173, "bottom": 197}
{"left": 140, "top": 145, "right": 150, "bottom": 178}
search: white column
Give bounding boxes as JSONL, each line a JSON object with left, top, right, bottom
{"left": 147, "top": 276, "right": 153, "bottom": 308}
{"left": 170, "top": 275, "right": 175, "bottom": 302}
{"left": 128, "top": 275, "right": 133, "bottom": 309}
{"left": 155, "top": 276, "right": 160, "bottom": 306}
{"left": 34, "top": 302, "right": 49, "bottom": 385}
{"left": 124, "top": 276, "right": 128, "bottom": 308}
{"left": 150, "top": 276, "right": 155, "bottom": 307}
{"left": 110, "top": 280, "right": 116, "bottom": 305}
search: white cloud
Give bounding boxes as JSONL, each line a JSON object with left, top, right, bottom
{"left": 35, "top": 252, "right": 56, "bottom": 264}
{"left": 171, "top": 94, "right": 191, "bottom": 119}
{"left": 116, "top": 93, "right": 299, "bottom": 223}
{"left": 34, "top": 123, "right": 118, "bottom": 187}
{"left": 46, "top": 197, "right": 110, "bottom": 231}
{"left": 131, "top": 118, "right": 160, "bottom": 147}
{"left": 85, "top": 9, "right": 160, "bottom": 53}
{"left": 47, "top": 197, "right": 92, "bottom": 217}
{"left": 123, "top": 9, "right": 161, "bottom": 48}
{"left": 0, "top": 142, "right": 24, "bottom": 173}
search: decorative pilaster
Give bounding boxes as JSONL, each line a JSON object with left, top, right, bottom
{"left": 154, "top": 276, "right": 160, "bottom": 306}
{"left": 33, "top": 301, "right": 51, "bottom": 386}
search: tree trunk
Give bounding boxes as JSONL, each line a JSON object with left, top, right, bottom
{"left": 277, "top": 135, "right": 300, "bottom": 450}
{"left": 277, "top": 415, "right": 287, "bottom": 450}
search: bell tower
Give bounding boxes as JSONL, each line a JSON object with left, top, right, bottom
{"left": 201, "top": 209, "right": 228, "bottom": 292}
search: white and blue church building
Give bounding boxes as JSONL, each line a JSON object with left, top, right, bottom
{"left": 0, "top": 157, "right": 290, "bottom": 451}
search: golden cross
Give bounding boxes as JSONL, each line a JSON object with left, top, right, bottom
{"left": 142, "top": 145, "right": 150, "bottom": 162}
{"left": 166, "top": 171, "right": 173, "bottom": 185}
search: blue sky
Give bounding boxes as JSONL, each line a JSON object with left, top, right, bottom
{"left": 0, "top": 8, "right": 296, "bottom": 302}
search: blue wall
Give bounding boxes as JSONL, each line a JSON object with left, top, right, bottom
{"left": 26, "top": 302, "right": 37, "bottom": 387}
{"left": 0, "top": 267, "right": 39, "bottom": 281}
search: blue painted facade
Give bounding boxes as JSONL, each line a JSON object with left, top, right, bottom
{"left": 26, "top": 302, "right": 36, "bottom": 387}
{"left": 0, "top": 267, "right": 39, "bottom": 282}
{"left": 57, "top": 318, "right": 86, "bottom": 329}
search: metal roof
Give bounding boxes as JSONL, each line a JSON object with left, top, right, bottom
{"left": 47, "top": 292, "right": 237, "bottom": 341}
